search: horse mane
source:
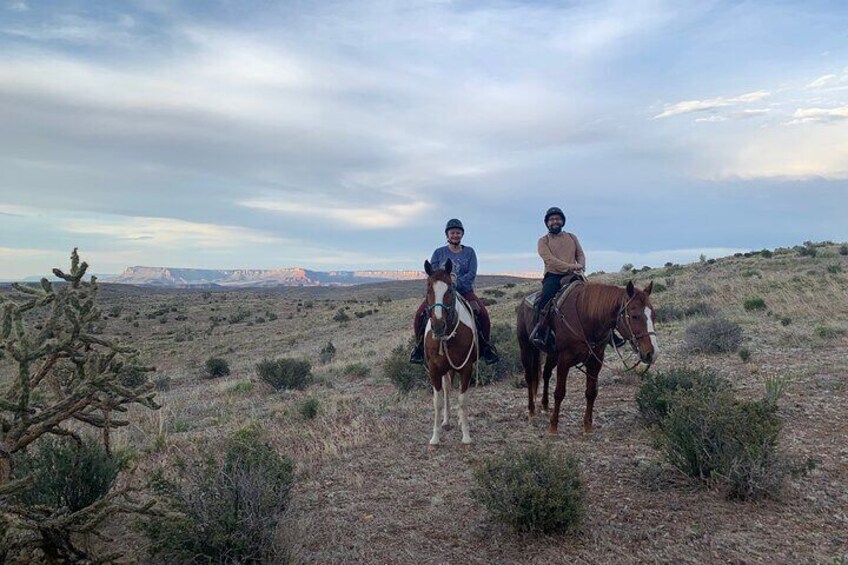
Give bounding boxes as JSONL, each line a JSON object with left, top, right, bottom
{"left": 578, "top": 282, "right": 627, "bottom": 325}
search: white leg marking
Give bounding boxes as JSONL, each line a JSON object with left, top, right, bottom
{"left": 645, "top": 307, "right": 659, "bottom": 354}
{"left": 429, "top": 386, "right": 441, "bottom": 445}
{"left": 441, "top": 374, "right": 450, "bottom": 428}
{"left": 432, "top": 281, "right": 448, "bottom": 321}
{"left": 458, "top": 392, "right": 472, "bottom": 444}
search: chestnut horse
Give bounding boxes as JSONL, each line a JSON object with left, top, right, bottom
{"left": 423, "top": 259, "right": 478, "bottom": 446}
{"left": 517, "top": 280, "right": 658, "bottom": 434}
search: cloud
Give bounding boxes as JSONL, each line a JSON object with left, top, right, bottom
{"left": 7, "top": 1, "right": 27, "bottom": 12}
{"left": 239, "top": 197, "right": 433, "bottom": 229}
{"left": 806, "top": 74, "right": 837, "bottom": 89}
{"left": 654, "top": 90, "right": 770, "bottom": 118}
{"left": 63, "top": 216, "right": 286, "bottom": 247}
{"left": 789, "top": 106, "right": 848, "bottom": 124}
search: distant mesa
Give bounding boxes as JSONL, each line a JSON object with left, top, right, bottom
{"left": 105, "top": 266, "right": 425, "bottom": 288}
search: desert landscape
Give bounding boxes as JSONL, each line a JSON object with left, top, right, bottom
{"left": 2, "top": 243, "right": 846, "bottom": 563}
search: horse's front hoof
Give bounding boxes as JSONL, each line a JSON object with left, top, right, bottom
{"left": 441, "top": 423, "right": 453, "bottom": 431}
{"left": 428, "top": 441, "right": 440, "bottom": 450}
{"left": 547, "top": 426, "right": 558, "bottom": 435}
{"left": 583, "top": 426, "right": 593, "bottom": 434}
{"left": 462, "top": 438, "right": 473, "bottom": 446}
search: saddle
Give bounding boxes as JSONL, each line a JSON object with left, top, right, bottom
{"left": 524, "top": 278, "right": 584, "bottom": 310}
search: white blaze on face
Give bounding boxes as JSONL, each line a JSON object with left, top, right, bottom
{"left": 433, "top": 281, "right": 448, "bottom": 320}
{"left": 645, "top": 307, "right": 659, "bottom": 352}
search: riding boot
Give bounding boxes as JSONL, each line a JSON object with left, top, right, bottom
{"left": 409, "top": 312, "right": 427, "bottom": 365}
{"left": 479, "top": 333, "right": 500, "bottom": 365}
{"left": 529, "top": 305, "right": 549, "bottom": 351}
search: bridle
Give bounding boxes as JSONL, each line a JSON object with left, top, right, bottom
{"left": 425, "top": 279, "right": 478, "bottom": 373}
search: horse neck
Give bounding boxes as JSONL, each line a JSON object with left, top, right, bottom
{"left": 578, "top": 284, "right": 626, "bottom": 333}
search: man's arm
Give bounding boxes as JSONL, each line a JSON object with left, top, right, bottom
{"left": 538, "top": 238, "right": 574, "bottom": 272}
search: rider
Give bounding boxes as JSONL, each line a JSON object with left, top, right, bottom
{"left": 409, "top": 218, "right": 500, "bottom": 365}
{"left": 529, "top": 207, "right": 586, "bottom": 351}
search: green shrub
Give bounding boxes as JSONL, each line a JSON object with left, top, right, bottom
{"left": 636, "top": 367, "right": 731, "bottom": 428}
{"left": 203, "top": 357, "right": 230, "bottom": 378}
{"left": 300, "top": 398, "right": 320, "bottom": 420}
{"left": 656, "top": 301, "right": 714, "bottom": 323}
{"left": 477, "top": 323, "right": 522, "bottom": 385}
{"left": 814, "top": 324, "right": 846, "bottom": 339}
{"left": 384, "top": 340, "right": 429, "bottom": 393}
{"left": 332, "top": 308, "right": 350, "bottom": 322}
{"left": 256, "top": 358, "right": 312, "bottom": 391}
{"left": 682, "top": 317, "right": 743, "bottom": 354}
{"left": 472, "top": 447, "right": 584, "bottom": 534}
{"left": 738, "top": 347, "right": 751, "bottom": 362}
{"left": 144, "top": 424, "right": 294, "bottom": 563}
{"left": 743, "top": 296, "right": 767, "bottom": 311}
{"left": 319, "top": 341, "right": 337, "bottom": 364}
{"left": 660, "top": 389, "right": 787, "bottom": 500}
{"left": 839, "top": 244, "right": 848, "bottom": 256}
{"left": 13, "top": 435, "right": 125, "bottom": 512}
{"left": 760, "top": 249, "right": 774, "bottom": 258}
{"left": 343, "top": 363, "right": 371, "bottom": 378}
{"left": 795, "top": 244, "right": 817, "bottom": 257}
{"left": 826, "top": 264, "right": 843, "bottom": 274}
{"left": 229, "top": 381, "right": 255, "bottom": 394}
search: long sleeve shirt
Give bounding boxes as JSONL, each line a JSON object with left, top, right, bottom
{"left": 430, "top": 245, "right": 477, "bottom": 294}
{"left": 537, "top": 232, "right": 586, "bottom": 275}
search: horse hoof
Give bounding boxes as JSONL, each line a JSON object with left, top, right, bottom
{"left": 547, "top": 426, "right": 558, "bottom": 435}
{"left": 428, "top": 442, "right": 439, "bottom": 450}
{"left": 462, "top": 439, "right": 473, "bottom": 446}
{"left": 583, "top": 427, "right": 593, "bottom": 434}
{"left": 441, "top": 423, "right": 453, "bottom": 431}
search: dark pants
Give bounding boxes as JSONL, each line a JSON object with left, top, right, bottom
{"left": 414, "top": 291, "right": 491, "bottom": 341}
{"left": 538, "top": 273, "right": 567, "bottom": 313}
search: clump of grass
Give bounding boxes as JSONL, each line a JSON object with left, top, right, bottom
{"left": 476, "top": 323, "right": 522, "bottom": 385}
{"left": 826, "top": 264, "right": 843, "bottom": 274}
{"left": 682, "top": 317, "right": 743, "bottom": 354}
{"left": 656, "top": 301, "right": 714, "bottom": 323}
{"left": 472, "top": 447, "right": 584, "bottom": 534}
{"left": 814, "top": 324, "right": 846, "bottom": 339}
{"left": 203, "top": 357, "right": 230, "bottom": 379}
{"left": 743, "top": 296, "right": 767, "bottom": 311}
{"left": 299, "top": 398, "right": 320, "bottom": 420}
{"left": 780, "top": 316, "right": 792, "bottom": 326}
{"left": 332, "top": 308, "right": 350, "bottom": 322}
{"left": 343, "top": 363, "right": 371, "bottom": 378}
{"left": 319, "top": 341, "right": 336, "bottom": 364}
{"left": 256, "top": 358, "right": 312, "bottom": 391}
{"left": 738, "top": 347, "right": 751, "bottom": 362}
{"left": 383, "top": 341, "right": 428, "bottom": 393}
{"left": 229, "top": 381, "right": 255, "bottom": 394}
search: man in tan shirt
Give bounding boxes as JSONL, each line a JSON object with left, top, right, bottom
{"left": 530, "top": 206, "right": 586, "bottom": 351}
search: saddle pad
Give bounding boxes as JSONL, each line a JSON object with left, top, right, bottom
{"left": 523, "top": 291, "right": 541, "bottom": 308}
{"left": 523, "top": 281, "right": 584, "bottom": 309}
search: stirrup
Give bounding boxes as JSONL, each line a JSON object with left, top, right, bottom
{"left": 481, "top": 342, "right": 499, "bottom": 365}
{"left": 409, "top": 343, "right": 424, "bottom": 365}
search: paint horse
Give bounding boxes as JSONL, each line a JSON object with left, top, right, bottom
{"left": 517, "top": 280, "right": 658, "bottom": 434}
{"left": 423, "top": 259, "right": 478, "bottom": 446}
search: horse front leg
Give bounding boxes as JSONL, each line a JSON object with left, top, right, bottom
{"left": 549, "top": 353, "right": 573, "bottom": 434}
{"left": 458, "top": 366, "right": 474, "bottom": 444}
{"left": 542, "top": 353, "right": 556, "bottom": 412}
{"left": 441, "top": 373, "right": 451, "bottom": 430}
{"left": 429, "top": 371, "right": 444, "bottom": 446}
{"left": 583, "top": 354, "right": 602, "bottom": 433}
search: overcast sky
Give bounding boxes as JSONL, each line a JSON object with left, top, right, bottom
{"left": 1, "top": 0, "right": 847, "bottom": 279}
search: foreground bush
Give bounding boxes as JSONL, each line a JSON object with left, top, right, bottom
{"left": 476, "top": 323, "right": 522, "bottom": 385}
{"left": 144, "top": 424, "right": 294, "bottom": 563}
{"left": 256, "top": 358, "right": 312, "bottom": 390}
{"left": 636, "top": 367, "right": 731, "bottom": 428}
{"left": 203, "top": 356, "right": 231, "bottom": 378}
{"left": 682, "top": 317, "right": 743, "bottom": 354}
{"left": 660, "top": 388, "right": 787, "bottom": 500}
{"left": 472, "top": 447, "right": 584, "bottom": 534}
{"left": 384, "top": 340, "right": 429, "bottom": 393}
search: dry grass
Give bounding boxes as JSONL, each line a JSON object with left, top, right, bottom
{"left": 3, "top": 248, "right": 848, "bottom": 563}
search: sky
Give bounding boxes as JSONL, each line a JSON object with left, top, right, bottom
{"left": 1, "top": 0, "right": 847, "bottom": 280}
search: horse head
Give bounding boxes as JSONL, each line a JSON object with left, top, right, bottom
{"left": 424, "top": 258, "right": 456, "bottom": 339}
{"left": 617, "top": 281, "right": 659, "bottom": 365}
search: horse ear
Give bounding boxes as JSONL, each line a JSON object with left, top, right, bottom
{"left": 626, "top": 280, "right": 635, "bottom": 298}
{"left": 444, "top": 258, "right": 453, "bottom": 275}
{"left": 424, "top": 260, "right": 433, "bottom": 276}
{"left": 645, "top": 280, "right": 653, "bottom": 296}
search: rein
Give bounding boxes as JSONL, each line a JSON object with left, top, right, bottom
{"left": 554, "top": 288, "right": 646, "bottom": 374}
{"left": 425, "top": 287, "right": 479, "bottom": 377}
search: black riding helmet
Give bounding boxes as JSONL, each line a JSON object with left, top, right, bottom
{"left": 445, "top": 218, "right": 464, "bottom": 233}
{"left": 544, "top": 207, "right": 566, "bottom": 225}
